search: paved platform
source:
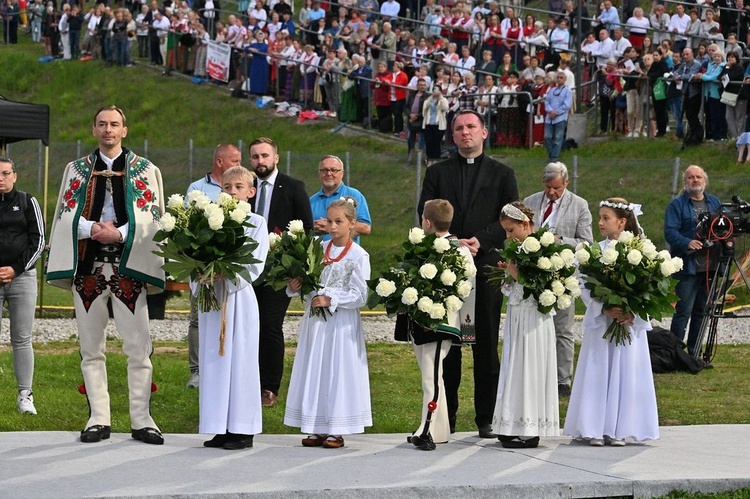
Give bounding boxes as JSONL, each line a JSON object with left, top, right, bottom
{"left": 1, "top": 425, "right": 749, "bottom": 498}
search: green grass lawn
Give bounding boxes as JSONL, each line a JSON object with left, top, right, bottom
{"left": 1, "top": 341, "right": 749, "bottom": 434}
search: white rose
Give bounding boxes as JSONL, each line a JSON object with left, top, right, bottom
{"left": 208, "top": 212, "right": 224, "bottom": 230}
{"left": 660, "top": 260, "right": 676, "bottom": 277}
{"left": 408, "top": 227, "right": 425, "bottom": 244}
{"left": 658, "top": 250, "right": 673, "bottom": 261}
{"left": 429, "top": 303, "right": 446, "bottom": 320}
{"left": 521, "top": 236, "right": 541, "bottom": 254}
{"left": 268, "top": 232, "right": 282, "bottom": 248}
{"left": 550, "top": 254, "right": 565, "bottom": 271}
{"left": 440, "top": 269, "right": 457, "bottom": 286}
{"left": 167, "top": 193, "right": 184, "bottom": 209}
{"left": 444, "top": 295, "right": 463, "bottom": 312}
{"left": 539, "top": 289, "right": 557, "bottom": 307}
{"left": 569, "top": 285, "right": 581, "bottom": 298}
{"left": 564, "top": 276, "right": 579, "bottom": 292}
{"left": 187, "top": 190, "right": 204, "bottom": 203}
{"left": 540, "top": 231, "right": 555, "bottom": 247}
{"left": 229, "top": 208, "right": 247, "bottom": 224}
{"left": 217, "top": 192, "right": 234, "bottom": 207}
{"left": 194, "top": 195, "right": 211, "bottom": 211}
{"left": 559, "top": 248, "right": 575, "bottom": 266}
{"left": 457, "top": 280, "right": 473, "bottom": 298}
{"left": 203, "top": 203, "right": 221, "bottom": 218}
{"left": 463, "top": 261, "right": 477, "bottom": 278}
{"left": 600, "top": 248, "right": 619, "bottom": 265}
{"left": 575, "top": 248, "right": 590, "bottom": 265}
{"left": 287, "top": 220, "right": 305, "bottom": 233}
{"left": 419, "top": 263, "right": 438, "bottom": 280}
{"left": 401, "top": 287, "right": 419, "bottom": 305}
{"left": 375, "top": 278, "right": 397, "bottom": 297}
{"left": 671, "top": 257, "right": 684, "bottom": 272}
{"left": 433, "top": 237, "right": 451, "bottom": 253}
{"left": 417, "top": 296, "right": 434, "bottom": 313}
{"left": 537, "top": 257, "right": 552, "bottom": 270}
{"left": 288, "top": 232, "right": 297, "bottom": 240}
{"left": 550, "top": 280, "right": 565, "bottom": 296}
{"left": 236, "top": 200, "right": 252, "bottom": 214}
{"left": 618, "top": 230, "right": 635, "bottom": 243}
{"left": 627, "top": 249, "right": 643, "bottom": 266}
{"left": 556, "top": 294, "right": 573, "bottom": 310}
{"left": 641, "top": 240, "right": 658, "bottom": 259}
{"left": 159, "top": 212, "right": 176, "bottom": 232}
{"left": 575, "top": 241, "right": 588, "bottom": 252}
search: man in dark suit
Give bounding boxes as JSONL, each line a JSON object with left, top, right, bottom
{"left": 249, "top": 137, "right": 314, "bottom": 408}
{"left": 418, "top": 110, "right": 519, "bottom": 438}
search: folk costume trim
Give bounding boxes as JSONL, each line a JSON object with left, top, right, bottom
{"left": 47, "top": 149, "right": 166, "bottom": 291}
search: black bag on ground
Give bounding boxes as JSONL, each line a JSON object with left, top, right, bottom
{"left": 647, "top": 326, "right": 704, "bottom": 374}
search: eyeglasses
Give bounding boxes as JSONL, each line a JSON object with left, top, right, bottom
{"left": 319, "top": 168, "right": 343, "bottom": 175}
{"left": 0, "top": 171, "right": 15, "bottom": 178}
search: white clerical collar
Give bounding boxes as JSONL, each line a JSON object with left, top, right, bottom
{"left": 466, "top": 157, "right": 475, "bottom": 164}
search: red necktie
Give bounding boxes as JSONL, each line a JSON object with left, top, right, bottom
{"left": 542, "top": 201, "right": 554, "bottom": 223}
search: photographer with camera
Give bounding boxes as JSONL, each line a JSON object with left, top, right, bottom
{"left": 664, "top": 165, "right": 722, "bottom": 357}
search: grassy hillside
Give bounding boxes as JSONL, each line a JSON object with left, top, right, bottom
{"left": 2, "top": 38, "right": 749, "bottom": 309}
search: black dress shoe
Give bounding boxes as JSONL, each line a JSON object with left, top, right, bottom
{"left": 497, "top": 434, "right": 517, "bottom": 443}
{"left": 558, "top": 384, "right": 572, "bottom": 397}
{"left": 478, "top": 424, "right": 497, "bottom": 438}
{"left": 204, "top": 433, "right": 228, "bottom": 448}
{"left": 81, "top": 425, "right": 111, "bottom": 443}
{"left": 501, "top": 436, "right": 539, "bottom": 449}
{"left": 131, "top": 427, "right": 164, "bottom": 445}
{"left": 223, "top": 434, "right": 253, "bottom": 450}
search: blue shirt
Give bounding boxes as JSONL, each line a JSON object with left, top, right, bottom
{"left": 186, "top": 173, "right": 222, "bottom": 201}
{"left": 310, "top": 183, "right": 372, "bottom": 242}
{"left": 545, "top": 85, "right": 572, "bottom": 125}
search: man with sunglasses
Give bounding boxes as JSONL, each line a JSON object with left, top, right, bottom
{"left": 310, "top": 155, "right": 372, "bottom": 244}
{"left": 0, "top": 157, "right": 45, "bottom": 415}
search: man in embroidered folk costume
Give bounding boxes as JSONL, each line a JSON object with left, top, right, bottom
{"left": 47, "top": 106, "right": 166, "bottom": 445}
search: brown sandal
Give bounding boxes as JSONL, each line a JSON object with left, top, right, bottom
{"left": 302, "top": 434, "right": 327, "bottom": 447}
{"left": 322, "top": 435, "right": 345, "bottom": 448}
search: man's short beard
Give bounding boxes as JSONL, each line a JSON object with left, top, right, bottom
{"left": 686, "top": 184, "right": 705, "bottom": 197}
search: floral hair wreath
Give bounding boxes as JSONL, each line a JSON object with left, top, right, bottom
{"left": 599, "top": 200, "right": 645, "bottom": 235}
{"left": 339, "top": 196, "right": 358, "bottom": 208}
{"left": 501, "top": 203, "right": 529, "bottom": 222}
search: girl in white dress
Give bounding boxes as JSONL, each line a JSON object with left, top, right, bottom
{"left": 284, "top": 199, "right": 372, "bottom": 449}
{"left": 563, "top": 197, "right": 659, "bottom": 446}
{"left": 197, "top": 167, "right": 269, "bottom": 450}
{"left": 491, "top": 202, "right": 560, "bottom": 449}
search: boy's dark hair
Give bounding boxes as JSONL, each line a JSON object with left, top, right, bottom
{"left": 423, "top": 199, "right": 454, "bottom": 232}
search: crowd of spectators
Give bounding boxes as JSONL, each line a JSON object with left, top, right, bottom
{"left": 8, "top": 0, "right": 750, "bottom": 151}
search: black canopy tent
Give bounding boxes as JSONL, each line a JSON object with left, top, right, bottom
{"left": 0, "top": 95, "right": 50, "bottom": 149}
{"left": 0, "top": 95, "right": 51, "bottom": 314}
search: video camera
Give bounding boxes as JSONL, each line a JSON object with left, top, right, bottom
{"left": 696, "top": 196, "right": 750, "bottom": 242}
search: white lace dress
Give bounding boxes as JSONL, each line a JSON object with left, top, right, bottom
{"left": 491, "top": 282, "right": 560, "bottom": 438}
{"left": 284, "top": 241, "right": 373, "bottom": 435}
{"left": 563, "top": 238, "right": 659, "bottom": 442}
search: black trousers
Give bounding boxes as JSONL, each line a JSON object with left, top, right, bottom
{"left": 442, "top": 273, "right": 502, "bottom": 429}
{"left": 684, "top": 94, "right": 702, "bottom": 132}
{"left": 653, "top": 97, "right": 668, "bottom": 135}
{"left": 254, "top": 284, "right": 293, "bottom": 395}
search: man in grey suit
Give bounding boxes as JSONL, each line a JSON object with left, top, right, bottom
{"left": 523, "top": 162, "right": 593, "bottom": 396}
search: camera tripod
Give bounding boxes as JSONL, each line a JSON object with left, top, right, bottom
{"left": 693, "top": 237, "right": 750, "bottom": 363}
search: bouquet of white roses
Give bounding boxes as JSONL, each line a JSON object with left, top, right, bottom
{"left": 153, "top": 190, "right": 260, "bottom": 313}
{"left": 487, "top": 227, "right": 579, "bottom": 315}
{"left": 367, "top": 227, "right": 476, "bottom": 332}
{"left": 576, "top": 231, "right": 683, "bottom": 345}
{"left": 262, "top": 220, "right": 327, "bottom": 317}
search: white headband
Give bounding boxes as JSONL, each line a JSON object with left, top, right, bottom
{"left": 502, "top": 204, "right": 529, "bottom": 222}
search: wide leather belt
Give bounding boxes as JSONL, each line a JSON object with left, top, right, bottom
{"left": 94, "top": 243, "right": 123, "bottom": 263}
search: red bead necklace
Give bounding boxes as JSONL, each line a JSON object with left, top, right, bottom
{"left": 323, "top": 238, "right": 354, "bottom": 265}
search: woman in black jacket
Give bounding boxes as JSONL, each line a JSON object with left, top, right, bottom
{"left": 648, "top": 48, "right": 670, "bottom": 137}
{"left": 722, "top": 51, "right": 747, "bottom": 140}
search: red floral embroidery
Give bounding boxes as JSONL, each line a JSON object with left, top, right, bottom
{"left": 137, "top": 198, "right": 147, "bottom": 208}
{"left": 70, "top": 179, "right": 81, "bottom": 190}
{"left": 64, "top": 190, "right": 72, "bottom": 201}
{"left": 143, "top": 190, "right": 153, "bottom": 201}
{"left": 135, "top": 179, "right": 147, "bottom": 190}
{"left": 67, "top": 199, "right": 76, "bottom": 208}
